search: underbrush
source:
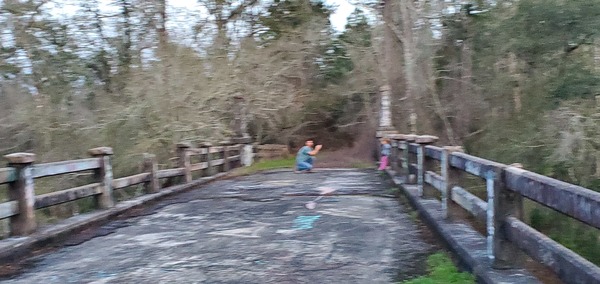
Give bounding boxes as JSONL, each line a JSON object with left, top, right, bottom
{"left": 401, "top": 253, "right": 474, "bottom": 284}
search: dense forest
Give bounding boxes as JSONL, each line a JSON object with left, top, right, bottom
{"left": 1, "top": 0, "right": 599, "bottom": 266}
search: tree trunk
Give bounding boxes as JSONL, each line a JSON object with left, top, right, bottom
{"left": 399, "top": 0, "right": 418, "bottom": 134}
{"left": 382, "top": 0, "right": 406, "bottom": 133}
{"left": 508, "top": 53, "right": 521, "bottom": 113}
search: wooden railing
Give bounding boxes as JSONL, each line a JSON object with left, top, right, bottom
{"left": 384, "top": 134, "right": 600, "bottom": 284}
{"left": 0, "top": 141, "right": 247, "bottom": 237}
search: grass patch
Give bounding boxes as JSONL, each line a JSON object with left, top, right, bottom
{"left": 401, "top": 253, "right": 475, "bottom": 284}
{"left": 229, "top": 157, "right": 296, "bottom": 176}
{"left": 409, "top": 211, "right": 419, "bottom": 222}
{"left": 386, "top": 187, "right": 399, "bottom": 195}
{"left": 350, "top": 161, "right": 374, "bottom": 169}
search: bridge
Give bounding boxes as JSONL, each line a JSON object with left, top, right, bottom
{"left": 0, "top": 91, "right": 597, "bottom": 283}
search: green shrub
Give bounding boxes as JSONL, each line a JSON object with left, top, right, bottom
{"left": 401, "top": 253, "right": 475, "bottom": 284}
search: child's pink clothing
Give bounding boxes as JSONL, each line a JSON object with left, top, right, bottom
{"left": 378, "top": 155, "right": 389, "bottom": 170}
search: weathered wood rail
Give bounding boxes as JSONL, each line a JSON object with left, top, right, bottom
{"left": 253, "top": 144, "right": 289, "bottom": 161}
{"left": 383, "top": 133, "right": 600, "bottom": 284}
{"left": 0, "top": 141, "right": 248, "bottom": 237}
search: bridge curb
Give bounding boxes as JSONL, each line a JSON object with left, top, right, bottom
{"left": 385, "top": 169, "right": 542, "bottom": 284}
{"left": 0, "top": 173, "right": 228, "bottom": 264}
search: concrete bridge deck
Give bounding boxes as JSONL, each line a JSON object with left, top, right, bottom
{"left": 3, "top": 169, "right": 436, "bottom": 283}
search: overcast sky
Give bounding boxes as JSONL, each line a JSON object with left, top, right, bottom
{"left": 40, "top": 0, "right": 356, "bottom": 32}
{"left": 170, "top": 0, "right": 356, "bottom": 32}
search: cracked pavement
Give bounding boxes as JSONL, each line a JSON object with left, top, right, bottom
{"left": 3, "top": 169, "right": 435, "bottom": 284}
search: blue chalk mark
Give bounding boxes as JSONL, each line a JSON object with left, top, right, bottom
{"left": 95, "top": 270, "right": 117, "bottom": 279}
{"left": 293, "top": 215, "right": 321, "bottom": 230}
{"left": 254, "top": 260, "right": 268, "bottom": 265}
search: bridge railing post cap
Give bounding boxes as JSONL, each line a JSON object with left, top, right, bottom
{"left": 176, "top": 142, "right": 193, "bottom": 149}
{"left": 4, "top": 153, "right": 36, "bottom": 164}
{"left": 388, "top": 134, "right": 408, "bottom": 141}
{"left": 415, "top": 135, "right": 439, "bottom": 144}
{"left": 88, "top": 147, "right": 114, "bottom": 156}
{"left": 376, "top": 130, "right": 398, "bottom": 138}
{"left": 404, "top": 134, "right": 417, "bottom": 142}
{"left": 386, "top": 134, "right": 405, "bottom": 140}
{"left": 143, "top": 153, "right": 156, "bottom": 159}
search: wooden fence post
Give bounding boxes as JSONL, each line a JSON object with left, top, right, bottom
{"left": 199, "top": 142, "right": 213, "bottom": 177}
{"left": 399, "top": 139, "right": 409, "bottom": 180}
{"left": 143, "top": 153, "right": 159, "bottom": 193}
{"left": 390, "top": 138, "right": 399, "bottom": 172}
{"left": 441, "top": 146, "right": 464, "bottom": 219}
{"left": 416, "top": 143, "right": 425, "bottom": 196}
{"left": 416, "top": 135, "right": 439, "bottom": 198}
{"left": 404, "top": 135, "right": 417, "bottom": 183}
{"left": 88, "top": 147, "right": 114, "bottom": 209}
{"left": 492, "top": 165, "right": 525, "bottom": 269}
{"left": 177, "top": 142, "right": 192, "bottom": 183}
{"left": 388, "top": 134, "right": 404, "bottom": 173}
{"left": 4, "top": 153, "right": 36, "bottom": 236}
{"left": 219, "top": 141, "right": 231, "bottom": 172}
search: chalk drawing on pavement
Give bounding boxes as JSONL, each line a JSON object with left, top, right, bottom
{"left": 208, "top": 222, "right": 269, "bottom": 238}
{"left": 316, "top": 186, "right": 337, "bottom": 195}
{"left": 292, "top": 215, "right": 321, "bottom": 230}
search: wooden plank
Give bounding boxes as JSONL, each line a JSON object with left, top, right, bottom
{"left": 398, "top": 143, "right": 407, "bottom": 150}
{"left": 156, "top": 168, "right": 185, "bottom": 179}
{"left": 408, "top": 163, "right": 418, "bottom": 175}
{"left": 408, "top": 143, "right": 419, "bottom": 154}
{"left": 190, "top": 162, "right": 208, "bottom": 172}
{"left": 226, "top": 145, "right": 242, "bottom": 152}
{"left": 212, "top": 159, "right": 225, "bottom": 166}
{"left": 228, "top": 155, "right": 241, "bottom": 161}
{"left": 505, "top": 167, "right": 600, "bottom": 230}
{"left": 0, "top": 201, "right": 18, "bottom": 219}
{"left": 32, "top": 158, "right": 101, "bottom": 179}
{"left": 424, "top": 171, "right": 444, "bottom": 192}
{"left": 112, "top": 173, "right": 150, "bottom": 190}
{"left": 188, "top": 148, "right": 208, "bottom": 155}
{"left": 209, "top": 147, "right": 224, "bottom": 154}
{"left": 505, "top": 217, "right": 600, "bottom": 284}
{"left": 0, "top": 168, "right": 17, "bottom": 184}
{"left": 449, "top": 152, "right": 504, "bottom": 179}
{"left": 424, "top": 146, "right": 442, "bottom": 161}
{"left": 451, "top": 186, "right": 487, "bottom": 223}
{"left": 34, "top": 183, "right": 102, "bottom": 209}
{"left": 255, "top": 144, "right": 287, "bottom": 150}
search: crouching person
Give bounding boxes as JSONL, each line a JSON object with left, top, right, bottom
{"left": 295, "top": 139, "right": 322, "bottom": 173}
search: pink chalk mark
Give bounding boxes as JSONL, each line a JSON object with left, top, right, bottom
{"left": 305, "top": 196, "right": 323, "bottom": 210}
{"left": 317, "top": 186, "right": 336, "bottom": 195}
{"left": 304, "top": 187, "right": 335, "bottom": 210}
